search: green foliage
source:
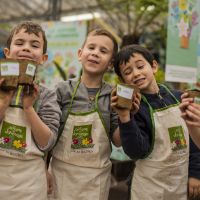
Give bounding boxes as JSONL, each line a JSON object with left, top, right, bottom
{"left": 96, "top": 0, "right": 168, "bottom": 37}
{"left": 155, "top": 67, "right": 165, "bottom": 83}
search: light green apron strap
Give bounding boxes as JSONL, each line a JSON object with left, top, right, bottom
{"left": 141, "top": 95, "right": 155, "bottom": 158}
{"left": 15, "top": 85, "right": 23, "bottom": 106}
{"left": 53, "top": 80, "right": 82, "bottom": 148}
{"left": 68, "top": 80, "right": 81, "bottom": 113}
{"left": 159, "top": 84, "right": 179, "bottom": 104}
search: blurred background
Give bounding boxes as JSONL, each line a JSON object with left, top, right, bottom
{"left": 0, "top": 0, "right": 169, "bottom": 88}
{"left": 1, "top": 1, "right": 200, "bottom": 199}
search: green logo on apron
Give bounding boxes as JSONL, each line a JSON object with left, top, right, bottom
{"left": 168, "top": 126, "right": 187, "bottom": 151}
{"left": 71, "top": 124, "right": 94, "bottom": 149}
{"left": 0, "top": 121, "right": 27, "bottom": 153}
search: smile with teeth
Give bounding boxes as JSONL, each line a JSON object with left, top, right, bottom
{"left": 134, "top": 78, "right": 145, "bottom": 85}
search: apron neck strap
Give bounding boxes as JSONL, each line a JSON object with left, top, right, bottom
{"left": 158, "top": 84, "right": 179, "bottom": 104}
{"left": 68, "top": 79, "right": 101, "bottom": 113}
{"left": 142, "top": 84, "right": 179, "bottom": 108}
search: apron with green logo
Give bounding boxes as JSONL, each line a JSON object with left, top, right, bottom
{"left": 50, "top": 81, "right": 112, "bottom": 200}
{"left": 131, "top": 88, "right": 189, "bottom": 200}
{"left": 0, "top": 87, "right": 47, "bottom": 200}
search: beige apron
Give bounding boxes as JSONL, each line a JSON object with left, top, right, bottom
{"left": 0, "top": 93, "right": 47, "bottom": 200}
{"left": 131, "top": 90, "right": 189, "bottom": 200}
{"left": 50, "top": 81, "right": 111, "bottom": 200}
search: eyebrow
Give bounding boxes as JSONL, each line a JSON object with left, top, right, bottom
{"left": 31, "top": 40, "right": 41, "bottom": 44}
{"left": 135, "top": 59, "right": 144, "bottom": 64}
{"left": 88, "top": 43, "right": 111, "bottom": 50}
{"left": 122, "top": 65, "right": 132, "bottom": 73}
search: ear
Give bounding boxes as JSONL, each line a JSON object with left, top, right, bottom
{"left": 77, "top": 48, "right": 82, "bottom": 61}
{"left": 39, "top": 53, "right": 48, "bottom": 64}
{"left": 3, "top": 48, "right": 10, "bottom": 58}
{"left": 152, "top": 60, "right": 158, "bottom": 74}
{"left": 42, "top": 54, "right": 48, "bottom": 63}
{"left": 107, "top": 60, "right": 113, "bottom": 71}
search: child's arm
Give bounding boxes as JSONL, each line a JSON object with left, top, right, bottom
{"left": 0, "top": 79, "right": 14, "bottom": 121}
{"left": 188, "top": 177, "right": 200, "bottom": 199}
{"left": 111, "top": 88, "right": 141, "bottom": 147}
{"left": 111, "top": 88, "right": 151, "bottom": 159}
{"left": 111, "top": 88, "right": 141, "bottom": 123}
{"left": 112, "top": 127, "right": 121, "bottom": 147}
{"left": 180, "top": 92, "right": 200, "bottom": 148}
{"left": 22, "top": 83, "right": 61, "bottom": 149}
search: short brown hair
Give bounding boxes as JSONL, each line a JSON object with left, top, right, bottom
{"left": 6, "top": 21, "right": 47, "bottom": 53}
{"left": 83, "top": 28, "right": 118, "bottom": 61}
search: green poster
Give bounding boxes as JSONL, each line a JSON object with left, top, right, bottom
{"left": 166, "top": 0, "right": 200, "bottom": 83}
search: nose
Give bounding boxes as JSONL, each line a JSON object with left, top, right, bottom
{"left": 22, "top": 43, "right": 31, "bottom": 52}
{"left": 133, "top": 68, "right": 140, "bottom": 78}
{"left": 91, "top": 49, "right": 99, "bottom": 57}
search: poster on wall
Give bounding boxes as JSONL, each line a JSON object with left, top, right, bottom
{"left": 39, "top": 21, "right": 87, "bottom": 88}
{"left": 165, "top": 0, "right": 200, "bottom": 83}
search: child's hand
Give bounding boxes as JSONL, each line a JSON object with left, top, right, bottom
{"left": 188, "top": 177, "right": 200, "bottom": 199}
{"left": 22, "top": 82, "right": 39, "bottom": 110}
{"left": 46, "top": 169, "right": 54, "bottom": 195}
{"left": 180, "top": 92, "right": 200, "bottom": 127}
{"left": 181, "top": 103, "right": 200, "bottom": 127}
{"left": 111, "top": 87, "right": 139, "bottom": 123}
{"left": 0, "top": 78, "right": 15, "bottom": 107}
{"left": 131, "top": 92, "right": 141, "bottom": 115}
{"left": 111, "top": 87, "right": 130, "bottom": 113}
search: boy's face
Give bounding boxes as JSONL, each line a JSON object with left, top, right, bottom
{"left": 78, "top": 34, "right": 113, "bottom": 77}
{"left": 120, "top": 53, "right": 158, "bottom": 93}
{"left": 4, "top": 28, "right": 48, "bottom": 64}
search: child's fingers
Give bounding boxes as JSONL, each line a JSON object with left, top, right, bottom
{"left": 187, "top": 104, "right": 200, "bottom": 118}
{"left": 111, "top": 87, "right": 118, "bottom": 106}
{"left": 111, "top": 95, "right": 118, "bottom": 104}
{"left": 131, "top": 94, "right": 141, "bottom": 114}
{"left": 31, "top": 84, "right": 39, "bottom": 99}
{"left": 132, "top": 96, "right": 140, "bottom": 108}
{"left": 190, "top": 102, "right": 200, "bottom": 110}
{"left": 136, "top": 92, "right": 141, "bottom": 100}
{"left": 181, "top": 92, "right": 189, "bottom": 99}
{"left": 0, "top": 78, "right": 5, "bottom": 85}
{"left": 185, "top": 119, "right": 200, "bottom": 127}
{"left": 182, "top": 98, "right": 193, "bottom": 103}
{"left": 111, "top": 95, "right": 118, "bottom": 110}
{"left": 181, "top": 92, "right": 194, "bottom": 104}
{"left": 180, "top": 112, "right": 188, "bottom": 121}
{"left": 132, "top": 92, "right": 141, "bottom": 104}
{"left": 132, "top": 102, "right": 140, "bottom": 113}
{"left": 185, "top": 110, "right": 200, "bottom": 123}
{"left": 111, "top": 87, "right": 117, "bottom": 97}
{"left": 179, "top": 101, "right": 189, "bottom": 112}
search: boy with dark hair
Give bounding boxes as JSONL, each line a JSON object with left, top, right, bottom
{"left": 112, "top": 44, "right": 190, "bottom": 200}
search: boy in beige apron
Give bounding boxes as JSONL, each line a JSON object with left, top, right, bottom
{"left": 112, "top": 44, "right": 190, "bottom": 200}
{"left": 0, "top": 22, "right": 61, "bottom": 200}
{"left": 48, "top": 29, "right": 124, "bottom": 200}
